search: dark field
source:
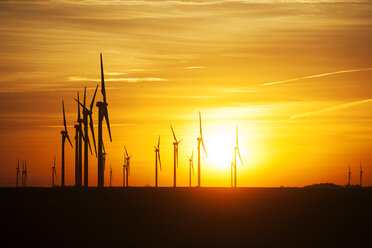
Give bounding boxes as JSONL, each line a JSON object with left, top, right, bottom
{"left": 1, "top": 187, "right": 372, "bottom": 247}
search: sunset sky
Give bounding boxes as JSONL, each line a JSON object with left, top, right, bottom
{"left": 0, "top": 0, "right": 371, "bottom": 187}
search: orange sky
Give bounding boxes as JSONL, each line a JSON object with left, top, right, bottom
{"left": 0, "top": 0, "right": 372, "bottom": 187}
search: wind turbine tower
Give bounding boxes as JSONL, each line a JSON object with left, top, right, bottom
{"left": 171, "top": 125, "right": 182, "bottom": 187}
{"left": 109, "top": 164, "right": 112, "bottom": 187}
{"left": 61, "top": 100, "right": 73, "bottom": 187}
{"left": 124, "top": 146, "right": 132, "bottom": 187}
{"left": 52, "top": 157, "right": 57, "bottom": 187}
{"left": 234, "top": 126, "right": 243, "bottom": 187}
{"left": 22, "top": 160, "right": 27, "bottom": 187}
{"left": 154, "top": 136, "right": 162, "bottom": 187}
{"left": 360, "top": 161, "right": 363, "bottom": 187}
{"left": 16, "top": 159, "right": 20, "bottom": 188}
{"left": 197, "top": 112, "right": 207, "bottom": 187}
{"left": 96, "top": 53, "right": 112, "bottom": 188}
{"left": 231, "top": 161, "right": 234, "bottom": 188}
{"left": 189, "top": 151, "right": 194, "bottom": 187}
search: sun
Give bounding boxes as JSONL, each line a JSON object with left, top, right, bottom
{"left": 204, "top": 130, "right": 235, "bottom": 170}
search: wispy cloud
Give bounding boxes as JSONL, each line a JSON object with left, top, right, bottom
{"left": 185, "top": 66, "right": 205, "bottom": 69}
{"left": 290, "top": 99, "right": 372, "bottom": 119}
{"left": 67, "top": 76, "right": 168, "bottom": 82}
{"left": 4, "top": 0, "right": 365, "bottom": 6}
{"left": 106, "top": 72, "right": 127, "bottom": 76}
{"left": 262, "top": 68, "right": 372, "bottom": 86}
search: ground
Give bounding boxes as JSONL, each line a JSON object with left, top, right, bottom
{"left": 1, "top": 187, "right": 371, "bottom": 247}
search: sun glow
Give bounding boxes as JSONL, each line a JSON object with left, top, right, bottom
{"left": 204, "top": 128, "right": 235, "bottom": 170}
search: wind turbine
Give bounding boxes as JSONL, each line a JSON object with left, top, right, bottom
{"left": 16, "top": 159, "right": 20, "bottom": 188}
{"left": 96, "top": 53, "right": 112, "bottom": 188}
{"left": 231, "top": 161, "right": 234, "bottom": 188}
{"left": 189, "top": 151, "right": 194, "bottom": 187}
{"left": 75, "top": 85, "right": 98, "bottom": 187}
{"left": 74, "top": 92, "right": 86, "bottom": 187}
{"left": 197, "top": 112, "right": 207, "bottom": 187}
{"left": 52, "top": 157, "right": 57, "bottom": 187}
{"left": 124, "top": 146, "right": 132, "bottom": 187}
{"left": 154, "top": 136, "right": 162, "bottom": 187}
{"left": 170, "top": 125, "right": 182, "bottom": 187}
{"left": 233, "top": 126, "right": 243, "bottom": 187}
{"left": 22, "top": 160, "right": 27, "bottom": 187}
{"left": 360, "top": 161, "right": 363, "bottom": 187}
{"left": 348, "top": 164, "right": 351, "bottom": 187}
{"left": 109, "top": 164, "right": 112, "bottom": 187}
{"left": 61, "top": 100, "right": 73, "bottom": 187}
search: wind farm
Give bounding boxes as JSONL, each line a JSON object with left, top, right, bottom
{"left": 1, "top": 0, "right": 372, "bottom": 247}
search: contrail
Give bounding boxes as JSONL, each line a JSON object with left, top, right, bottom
{"left": 290, "top": 99, "right": 372, "bottom": 119}
{"left": 262, "top": 68, "right": 372, "bottom": 86}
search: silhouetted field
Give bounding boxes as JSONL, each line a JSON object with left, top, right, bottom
{"left": 1, "top": 187, "right": 371, "bottom": 247}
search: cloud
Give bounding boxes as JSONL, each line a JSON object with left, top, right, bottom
{"left": 3, "top": 0, "right": 366, "bottom": 6}
{"left": 262, "top": 68, "right": 372, "bottom": 86}
{"left": 290, "top": 99, "right": 372, "bottom": 119}
{"left": 67, "top": 76, "right": 168, "bottom": 82}
{"left": 185, "top": 66, "right": 205, "bottom": 69}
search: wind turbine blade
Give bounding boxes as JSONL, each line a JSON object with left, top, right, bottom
{"left": 79, "top": 128, "right": 86, "bottom": 144}
{"left": 178, "top": 138, "right": 183, "bottom": 144}
{"left": 90, "top": 85, "right": 99, "bottom": 112}
{"left": 202, "top": 140, "right": 207, "bottom": 158}
{"left": 237, "top": 148, "right": 243, "bottom": 165}
{"left": 66, "top": 133, "right": 73, "bottom": 148}
{"left": 86, "top": 131, "right": 93, "bottom": 155}
{"left": 74, "top": 98, "right": 88, "bottom": 111}
{"left": 199, "top": 111, "right": 202, "bottom": 138}
{"left": 54, "top": 156, "right": 55, "bottom": 166}
{"left": 103, "top": 142, "right": 106, "bottom": 154}
{"left": 89, "top": 115, "right": 97, "bottom": 156}
{"left": 100, "top": 53, "right": 107, "bottom": 104}
{"left": 192, "top": 162, "right": 195, "bottom": 175}
{"left": 158, "top": 136, "right": 160, "bottom": 149}
{"left": 104, "top": 108, "right": 112, "bottom": 142}
{"left": 124, "top": 146, "right": 129, "bottom": 157}
{"left": 170, "top": 125, "right": 177, "bottom": 142}
{"left": 158, "top": 153, "right": 162, "bottom": 171}
{"left": 191, "top": 150, "right": 193, "bottom": 160}
{"left": 62, "top": 100, "right": 67, "bottom": 132}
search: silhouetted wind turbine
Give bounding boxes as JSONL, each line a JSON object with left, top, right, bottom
{"left": 189, "top": 151, "right": 194, "bottom": 187}
{"left": 124, "top": 146, "right": 132, "bottom": 187}
{"left": 61, "top": 100, "right": 73, "bottom": 187}
{"left": 231, "top": 161, "right": 234, "bottom": 187}
{"left": 75, "top": 85, "right": 98, "bottom": 187}
{"left": 360, "top": 161, "right": 363, "bottom": 187}
{"left": 102, "top": 142, "right": 108, "bottom": 174}
{"left": 52, "top": 157, "right": 57, "bottom": 187}
{"left": 348, "top": 164, "right": 351, "bottom": 187}
{"left": 197, "top": 112, "right": 207, "bottom": 187}
{"left": 22, "top": 160, "right": 27, "bottom": 187}
{"left": 154, "top": 136, "right": 162, "bottom": 187}
{"left": 109, "top": 164, "right": 112, "bottom": 187}
{"left": 233, "top": 126, "right": 243, "bottom": 187}
{"left": 16, "top": 159, "right": 20, "bottom": 188}
{"left": 96, "top": 53, "right": 112, "bottom": 188}
{"left": 74, "top": 92, "right": 86, "bottom": 187}
{"left": 170, "top": 125, "right": 182, "bottom": 187}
